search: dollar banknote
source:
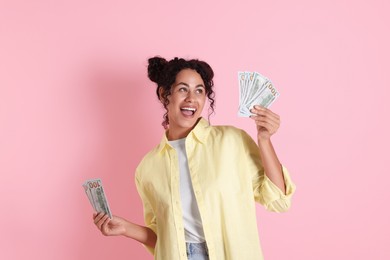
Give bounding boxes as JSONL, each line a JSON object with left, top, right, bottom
{"left": 238, "top": 71, "right": 280, "bottom": 117}
{"left": 82, "top": 178, "right": 112, "bottom": 218}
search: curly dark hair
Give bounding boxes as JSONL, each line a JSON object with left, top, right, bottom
{"left": 147, "top": 56, "right": 215, "bottom": 128}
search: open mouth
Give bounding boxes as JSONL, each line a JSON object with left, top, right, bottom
{"left": 180, "top": 107, "right": 197, "bottom": 116}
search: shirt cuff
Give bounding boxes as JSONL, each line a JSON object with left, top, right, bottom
{"left": 259, "top": 165, "right": 296, "bottom": 212}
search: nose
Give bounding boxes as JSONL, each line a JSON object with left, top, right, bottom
{"left": 185, "top": 91, "right": 195, "bottom": 102}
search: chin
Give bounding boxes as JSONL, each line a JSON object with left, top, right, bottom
{"left": 178, "top": 116, "right": 199, "bottom": 128}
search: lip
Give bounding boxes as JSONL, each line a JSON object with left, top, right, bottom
{"left": 180, "top": 106, "right": 197, "bottom": 111}
{"left": 180, "top": 106, "right": 197, "bottom": 117}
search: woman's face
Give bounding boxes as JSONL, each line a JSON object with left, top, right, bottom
{"left": 165, "top": 69, "right": 206, "bottom": 138}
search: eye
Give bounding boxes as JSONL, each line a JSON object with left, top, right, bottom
{"left": 178, "top": 87, "right": 188, "bottom": 92}
{"left": 196, "top": 88, "right": 204, "bottom": 94}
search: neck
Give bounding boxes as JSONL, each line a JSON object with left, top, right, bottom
{"left": 167, "top": 127, "right": 191, "bottom": 141}
{"left": 166, "top": 118, "right": 201, "bottom": 141}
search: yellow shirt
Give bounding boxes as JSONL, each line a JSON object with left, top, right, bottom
{"left": 135, "top": 118, "right": 296, "bottom": 260}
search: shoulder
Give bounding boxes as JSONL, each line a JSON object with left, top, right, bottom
{"left": 204, "top": 124, "right": 252, "bottom": 147}
{"left": 209, "top": 124, "right": 247, "bottom": 139}
{"left": 135, "top": 144, "right": 161, "bottom": 181}
{"left": 209, "top": 124, "right": 257, "bottom": 149}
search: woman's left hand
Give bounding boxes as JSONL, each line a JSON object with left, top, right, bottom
{"left": 250, "top": 105, "right": 280, "bottom": 141}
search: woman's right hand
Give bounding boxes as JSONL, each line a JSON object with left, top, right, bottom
{"left": 93, "top": 212, "right": 128, "bottom": 236}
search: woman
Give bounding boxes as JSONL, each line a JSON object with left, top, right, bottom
{"left": 93, "top": 56, "right": 296, "bottom": 260}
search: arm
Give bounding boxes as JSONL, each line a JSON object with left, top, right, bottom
{"left": 250, "top": 105, "right": 286, "bottom": 194}
{"left": 93, "top": 212, "right": 157, "bottom": 249}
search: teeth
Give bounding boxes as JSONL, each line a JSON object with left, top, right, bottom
{"left": 181, "top": 107, "right": 196, "bottom": 111}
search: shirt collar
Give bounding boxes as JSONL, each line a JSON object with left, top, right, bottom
{"left": 157, "top": 117, "right": 210, "bottom": 154}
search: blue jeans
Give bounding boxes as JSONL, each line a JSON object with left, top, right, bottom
{"left": 186, "top": 242, "right": 209, "bottom": 260}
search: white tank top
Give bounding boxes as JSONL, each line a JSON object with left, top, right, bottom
{"left": 168, "top": 138, "right": 205, "bottom": 243}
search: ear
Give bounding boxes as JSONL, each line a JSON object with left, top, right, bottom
{"left": 158, "top": 86, "right": 166, "bottom": 103}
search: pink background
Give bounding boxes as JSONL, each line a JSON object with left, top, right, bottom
{"left": 1, "top": 0, "right": 389, "bottom": 259}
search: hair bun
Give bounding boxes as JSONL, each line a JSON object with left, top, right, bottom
{"left": 148, "top": 56, "right": 167, "bottom": 85}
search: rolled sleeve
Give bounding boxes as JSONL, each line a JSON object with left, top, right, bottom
{"left": 135, "top": 173, "right": 157, "bottom": 255}
{"left": 254, "top": 166, "right": 296, "bottom": 212}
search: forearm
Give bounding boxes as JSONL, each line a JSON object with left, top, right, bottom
{"left": 123, "top": 222, "right": 157, "bottom": 249}
{"left": 257, "top": 138, "right": 286, "bottom": 194}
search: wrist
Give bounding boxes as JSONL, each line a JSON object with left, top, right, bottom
{"left": 257, "top": 136, "right": 271, "bottom": 146}
{"left": 122, "top": 220, "right": 134, "bottom": 237}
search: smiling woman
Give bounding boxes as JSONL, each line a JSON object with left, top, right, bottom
{"left": 161, "top": 68, "right": 207, "bottom": 140}
{"left": 92, "top": 56, "right": 296, "bottom": 260}
{"left": 147, "top": 57, "right": 215, "bottom": 132}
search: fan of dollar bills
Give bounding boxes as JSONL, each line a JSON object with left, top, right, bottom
{"left": 238, "top": 71, "right": 280, "bottom": 117}
{"left": 82, "top": 178, "right": 112, "bottom": 218}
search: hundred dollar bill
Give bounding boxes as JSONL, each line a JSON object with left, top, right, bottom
{"left": 82, "top": 178, "right": 112, "bottom": 218}
{"left": 247, "top": 81, "right": 279, "bottom": 112}
{"left": 244, "top": 72, "right": 265, "bottom": 107}
{"left": 238, "top": 71, "right": 279, "bottom": 117}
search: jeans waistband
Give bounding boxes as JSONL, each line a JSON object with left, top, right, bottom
{"left": 186, "top": 242, "right": 208, "bottom": 255}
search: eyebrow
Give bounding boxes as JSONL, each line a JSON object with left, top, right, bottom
{"left": 175, "top": 82, "right": 205, "bottom": 88}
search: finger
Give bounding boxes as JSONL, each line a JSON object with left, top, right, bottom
{"left": 96, "top": 214, "right": 110, "bottom": 230}
{"left": 250, "top": 108, "right": 280, "bottom": 125}
{"left": 252, "top": 109, "right": 279, "bottom": 123}
{"left": 253, "top": 116, "right": 279, "bottom": 131}
{"left": 253, "top": 105, "right": 279, "bottom": 117}
{"left": 250, "top": 110, "right": 280, "bottom": 123}
{"left": 255, "top": 119, "right": 274, "bottom": 130}
{"left": 101, "top": 216, "right": 112, "bottom": 235}
{"left": 250, "top": 114, "right": 280, "bottom": 129}
{"left": 94, "top": 212, "right": 106, "bottom": 225}
{"left": 252, "top": 106, "right": 280, "bottom": 121}
{"left": 256, "top": 116, "right": 279, "bottom": 129}
{"left": 255, "top": 120, "right": 276, "bottom": 133}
